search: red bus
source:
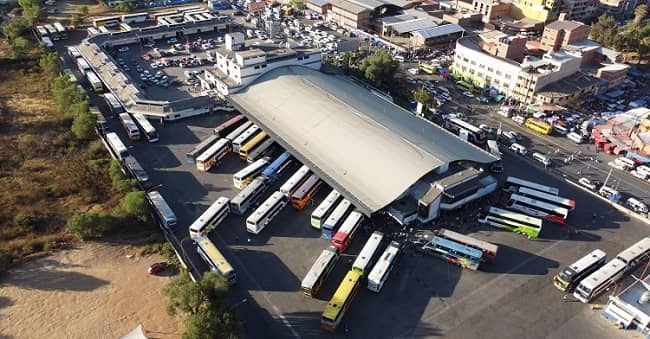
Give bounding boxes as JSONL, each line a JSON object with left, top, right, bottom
{"left": 290, "top": 174, "right": 322, "bottom": 210}
{"left": 332, "top": 211, "right": 363, "bottom": 252}
{"left": 213, "top": 114, "right": 246, "bottom": 138}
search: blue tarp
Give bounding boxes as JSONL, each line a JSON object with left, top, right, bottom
{"left": 626, "top": 151, "right": 650, "bottom": 164}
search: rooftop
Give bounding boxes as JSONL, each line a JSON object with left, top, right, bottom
{"left": 229, "top": 66, "right": 496, "bottom": 215}
{"left": 328, "top": 0, "right": 369, "bottom": 14}
{"left": 535, "top": 72, "right": 607, "bottom": 97}
{"left": 387, "top": 18, "right": 438, "bottom": 34}
{"left": 412, "top": 24, "right": 465, "bottom": 39}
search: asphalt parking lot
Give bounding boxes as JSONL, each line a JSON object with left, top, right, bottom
{"left": 105, "top": 110, "right": 646, "bottom": 339}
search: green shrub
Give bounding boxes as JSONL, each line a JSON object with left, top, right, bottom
{"left": 66, "top": 211, "right": 111, "bottom": 241}
{"left": 0, "top": 249, "right": 9, "bottom": 274}
{"left": 13, "top": 213, "right": 38, "bottom": 231}
{"left": 119, "top": 191, "right": 149, "bottom": 222}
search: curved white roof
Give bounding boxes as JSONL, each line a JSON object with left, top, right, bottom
{"left": 229, "top": 66, "right": 496, "bottom": 215}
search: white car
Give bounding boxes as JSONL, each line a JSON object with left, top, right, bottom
{"left": 117, "top": 46, "right": 129, "bottom": 52}
{"left": 462, "top": 91, "right": 474, "bottom": 98}
{"left": 150, "top": 62, "right": 158, "bottom": 69}
{"left": 578, "top": 177, "right": 599, "bottom": 191}
{"left": 167, "top": 37, "right": 178, "bottom": 44}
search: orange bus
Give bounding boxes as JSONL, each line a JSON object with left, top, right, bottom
{"left": 290, "top": 174, "right": 322, "bottom": 210}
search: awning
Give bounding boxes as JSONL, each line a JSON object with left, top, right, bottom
{"left": 494, "top": 95, "right": 505, "bottom": 103}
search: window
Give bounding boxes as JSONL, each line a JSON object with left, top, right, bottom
{"left": 487, "top": 67, "right": 493, "bottom": 73}
{"left": 495, "top": 70, "right": 502, "bottom": 76}
{"left": 505, "top": 74, "right": 512, "bottom": 79}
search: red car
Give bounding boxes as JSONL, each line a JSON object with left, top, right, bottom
{"left": 148, "top": 262, "right": 169, "bottom": 275}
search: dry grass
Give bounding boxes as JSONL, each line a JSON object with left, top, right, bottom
{"left": 0, "top": 50, "right": 112, "bottom": 259}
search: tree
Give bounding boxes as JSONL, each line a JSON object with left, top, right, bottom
{"left": 115, "top": 1, "right": 135, "bottom": 12}
{"left": 66, "top": 211, "right": 110, "bottom": 240}
{"left": 634, "top": 4, "right": 648, "bottom": 26}
{"left": 70, "top": 13, "right": 82, "bottom": 26}
{"left": 183, "top": 306, "right": 239, "bottom": 339}
{"left": 10, "top": 37, "right": 30, "bottom": 59}
{"left": 119, "top": 191, "right": 149, "bottom": 222}
{"left": 163, "top": 271, "right": 229, "bottom": 316}
{"left": 20, "top": 2, "right": 45, "bottom": 26}
{"left": 0, "top": 249, "right": 9, "bottom": 274}
{"left": 359, "top": 50, "right": 399, "bottom": 88}
{"left": 71, "top": 111, "right": 97, "bottom": 140}
{"left": 39, "top": 51, "right": 59, "bottom": 76}
{"left": 1, "top": 17, "right": 27, "bottom": 40}
{"left": 413, "top": 88, "right": 432, "bottom": 105}
{"left": 288, "top": 0, "right": 305, "bottom": 11}
{"left": 78, "top": 5, "right": 89, "bottom": 16}
{"left": 590, "top": 14, "right": 619, "bottom": 49}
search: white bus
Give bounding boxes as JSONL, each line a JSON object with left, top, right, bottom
{"left": 196, "top": 236, "right": 236, "bottom": 285}
{"left": 119, "top": 113, "right": 141, "bottom": 141}
{"left": 367, "top": 241, "right": 400, "bottom": 293}
{"left": 105, "top": 132, "right": 129, "bottom": 160}
{"left": 301, "top": 246, "right": 339, "bottom": 298}
{"left": 352, "top": 231, "right": 384, "bottom": 276}
{"left": 436, "top": 228, "right": 498, "bottom": 261}
{"left": 187, "top": 135, "right": 220, "bottom": 164}
{"left": 76, "top": 57, "right": 91, "bottom": 73}
{"left": 85, "top": 71, "right": 103, "bottom": 92}
{"left": 231, "top": 124, "right": 260, "bottom": 153}
{"left": 147, "top": 191, "right": 177, "bottom": 230}
{"left": 478, "top": 206, "right": 542, "bottom": 238}
{"left": 322, "top": 199, "right": 352, "bottom": 240}
{"left": 504, "top": 176, "right": 559, "bottom": 195}
{"left": 67, "top": 46, "right": 82, "bottom": 58}
{"left": 246, "top": 138, "right": 276, "bottom": 164}
{"left": 553, "top": 249, "right": 607, "bottom": 292}
{"left": 517, "top": 186, "right": 576, "bottom": 211}
{"left": 573, "top": 258, "right": 626, "bottom": 303}
{"left": 230, "top": 177, "right": 268, "bottom": 215}
{"left": 507, "top": 194, "right": 569, "bottom": 224}
{"left": 223, "top": 121, "right": 253, "bottom": 142}
{"left": 44, "top": 24, "right": 59, "bottom": 40}
{"left": 132, "top": 113, "right": 159, "bottom": 143}
{"left": 279, "top": 165, "right": 310, "bottom": 196}
{"left": 36, "top": 26, "right": 48, "bottom": 37}
{"left": 311, "top": 190, "right": 342, "bottom": 229}
{"left": 246, "top": 191, "right": 287, "bottom": 234}
{"left": 53, "top": 22, "right": 67, "bottom": 39}
{"left": 233, "top": 157, "right": 270, "bottom": 189}
{"left": 616, "top": 237, "right": 650, "bottom": 272}
{"left": 104, "top": 93, "right": 124, "bottom": 115}
{"left": 41, "top": 36, "right": 54, "bottom": 50}
{"left": 196, "top": 138, "right": 231, "bottom": 172}
{"left": 331, "top": 211, "right": 363, "bottom": 253}
{"left": 123, "top": 155, "right": 152, "bottom": 189}
{"left": 445, "top": 117, "right": 486, "bottom": 145}
{"left": 188, "top": 197, "right": 230, "bottom": 240}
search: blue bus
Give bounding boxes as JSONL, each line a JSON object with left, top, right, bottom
{"left": 260, "top": 152, "right": 293, "bottom": 183}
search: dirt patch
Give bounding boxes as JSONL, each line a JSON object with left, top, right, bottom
{"left": 0, "top": 243, "right": 184, "bottom": 339}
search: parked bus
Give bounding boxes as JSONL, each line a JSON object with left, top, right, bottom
{"left": 121, "top": 12, "right": 148, "bottom": 24}
{"left": 119, "top": 113, "right": 141, "bottom": 141}
{"left": 123, "top": 155, "right": 152, "bottom": 189}
{"left": 76, "top": 57, "right": 91, "bottom": 74}
{"left": 189, "top": 197, "right": 230, "bottom": 240}
{"left": 119, "top": 23, "right": 133, "bottom": 32}
{"left": 311, "top": 190, "right": 342, "bottom": 229}
{"left": 322, "top": 199, "right": 352, "bottom": 240}
{"left": 223, "top": 121, "right": 253, "bottom": 142}
{"left": 105, "top": 132, "right": 129, "bottom": 160}
{"left": 553, "top": 249, "right": 607, "bottom": 292}
{"left": 436, "top": 228, "right": 498, "bottom": 261}
{"left": 246, "top": 139, "right": 277, "bottom": 164}
{"left": 260, "top": 152, "right": 293, "bottom": 183}
{"left": 291, "top": 175, "right": 322, "bottom": 210}
{"left": 525, "top": 118, "right": 553, "bottom": 135}
{"left": 246, "top": 191, "right": 287, "bottom": 234}
{"left": 418, "top": 63, "right": 436, "bottom": 75}
{"left": 321, "top": 269, "right": 362, "bottom": 332}
{"left": 301, "top": 246, "right": 339, "bottom": 298}
{"left": 147, "top": 191, "right": 177, "bottom": 230}
{"left": 279, "top": 165, "right": 310, "bottom": 196}
{"left": 93, "top": 16, "right": 121, "bottom": 28}
{"left": 573, "top": 258, "right": 626, "bottom": 303}
{"left": 517, "top": 186, "right": 575, "bottom": 211}
{"left": 98, "top": 26, "right": 110, "bottom": 34}
{"left": 239, "top": 131, "right": 268, "bottom": 160}
{"left": 67, "top": 46, "right": 81, "bottom": 58}
{"left": 41, "top": 36, "right": 54, "bottom": 50}
{"left": 214, "top": 114, "right": 246, "bottom": 137}
{"left": 44, "top": 24, "right": 59, "bottom": 40}
{"left": 53, "top": 22, "right": 67, "bottom": 39}
{"left": 422, "top": 236, "right": 483, "bottom": 270}
{"left": 507, "top": 194, "right": 569, "bottom": 224}
{"left": 367, "top": 241, "right": 400, "bottom": 293}
{"left": 186, "top": 135, "right": 220, "bottom": 164}
{"left": 233, "top": 157, "right": 270, "bottom": 189}
{"left": 230, "top": 177, "right": 268, "bottom": 215}
{"left": 445, "top": 117, "right": 487, "bottom": 145}
{"left": 331, "top": 211, "right": 363, "bottom": 252}
{"left": 196, "top": 236, "right": 236, "bottom": 285}
{"left": 504, "top": 176, "right": 560, "bottom": 195}
{"left": 616, "top": 237, "right": 650, "bottom": 273}
{"left": 231, "top": 124, "right": 260, "bottom": 153}
{"left": 478, "top": 206, "right": 542, "bottom": 238}
{"left": 352, "top": 231, "right": 384, "bottom": 276}
{"left": 196, "top": 138, "right": 230, "bottom": 172}
{"left": 85, "top": 71, "right": 103, "bottom": 92}
{"left": 104, "top": 93, "right": 124, "bottom": 115}
{"left": 36, "top": 25, "right": 48, "bottom": 37}
{"left": 132, "top": 113, "right": 159, "bottom": 143}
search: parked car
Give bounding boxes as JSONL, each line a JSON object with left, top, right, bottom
{"left": 578, "top": 177, "right": 600, "bottom": 191}
{"left": 117, "top": 46, "right": 129, "bottom": 52}
{"left": 148, "top": 262, "right": 169, "bottom": 275}
{"left": 462, "top": 91, "right": 474, "bottom": 98}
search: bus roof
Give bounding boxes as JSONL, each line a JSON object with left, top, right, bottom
{"left": 291, "top": 175, "right": 319, "bottom": 200}
{"left": 368, "top": 241, "right": 399, "bottom": 284}
{"left": 437, "top": 228, "right": 498, "bottom": 255}
{"left": 198, "top": 237, "right": 233, "bottom": 274}
{"left": 447, "top": 117, "right": 482, "bottom": 134}
{"left": 147, "top": 191, "right": 176, "bottom": 222}
{"left": 224, "top": 121, "right": 254, "bottom": 141}
{"left": 247, "top": 191, "right": 285, "bottom": 223}
{"left": 336, "top": 211, "right": 363, "bottom": 235}
{"left": 616, "top": 237, "right": 650, "bottom": 264}
{"left": 510, "top": 194, "right": 569, "bottom": 216}
{"left": 431, "top": 236, "right": 483, "bottom": 259}
{"left": 518, "top": 187, "right": 575, "bottom": 209}
{"left": 234, "top": 157, "right": 270, "bottom": 179}
{"left": 312, "top": 190, "right": 341, "bottom": 218}
{"left": 565, "top": 249, "right": 607, "bottom": 276}
{"left": 323, "top": 270, "right": 362, "bottom": 320}
{"left": 488, "top": 206, "right": 543, "bottom": 227}
{"left": 196, "top": 138, "right": 229, "bottom": 162}
{"left": 230, "top": 177, "right": 266, "bottom": 205}
{"left": 506, "top": 176, "right": 559, "bottom": 195}
{"left": 302, "top": 246, "right": 338, "bottom": 288}
{"left": 578, "top": 258, "right": 626, "bottom": 290}
{"left": 352, "top": 231, "right": 383, "bottom": 271}
{"left": 324, "top": 199, "right": 352, "bottom": 228}
{"left": 189, "top": 197, "right": 230, "bottom": 232}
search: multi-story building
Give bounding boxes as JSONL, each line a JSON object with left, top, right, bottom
{"left": 631, "top": 109, "right": 650, "bottom": 156}
{"left": 201, "top": 33, "right": 322, "bottom": 96}
{"left": 599, "top": 0, "right": 638, "bottom": 18}
{"left": 511, "top": 0, "right": 561, "bottom": 22}
{"left": 539, "top": 18, "right": 591, "bottom": 52}
{"left": 327, "top": 0, "right": 372, "bottom": 29}
{"left": 560, "top": 0, "right": 599, "bottom": 21}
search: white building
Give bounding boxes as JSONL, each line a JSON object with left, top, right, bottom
{"left": 603, "top": 274, "right": 650, "bottom": 334}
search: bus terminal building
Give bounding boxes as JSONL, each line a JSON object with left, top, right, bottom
{"left": 229, "top": 66, "right": 499, "bottom": 223}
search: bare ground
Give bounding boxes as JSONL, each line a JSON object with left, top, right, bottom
{"left": 0, "top": 243, "right": 184, "bottom": 339}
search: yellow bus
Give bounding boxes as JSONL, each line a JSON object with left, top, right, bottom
{"left": 196, "top": 236, "right": 236, "bottom": 285}
{"left": 321, "top": 270, "right": 362, "bottom": 332}
{"left": 524, "top": 118, "right": 552, "bottom": 135}
{"left": 238, "top": 131, "right": 268, "bottom": 161}
{"left": 418, "top": 63, "right": 437, "bottom": 75}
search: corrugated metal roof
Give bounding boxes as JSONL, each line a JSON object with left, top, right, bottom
{"left": 229, "top": 66, "right": 496, "bottom": 215}
{"left": 389, "top": 18, "right": 437, "bottom": 34}
{"left": 413, "top": 24, "right": 464, "bottom": 39}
